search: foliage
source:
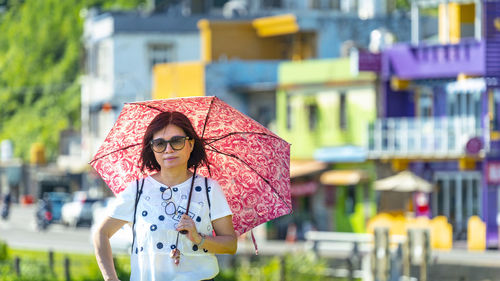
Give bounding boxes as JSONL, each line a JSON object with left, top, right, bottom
{"left": 0, "top": 239, "right": 9, "bottom": 261}
{"left": 2, "top": 247, "right": 131, "bottom": 281}
{"left": 0, "top": 0, "right": 145, "bottom": 162}
{"left": 235, "top": 251, "right": 330, "bottom": 281}
{"left": 2, "top": 246, "right": 354, "bottom": 281}
{"left": 395, "top": 0, "right": 410, "bottom": 11}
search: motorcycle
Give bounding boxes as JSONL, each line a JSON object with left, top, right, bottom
{"left": 1, "top": 193, "right": 11, "bottom": 220}
{"left": 1, "top": 204, "right": 9, "bottom": 220}
{"left": 36, "top": 200, "right": 53, "bottom": 230}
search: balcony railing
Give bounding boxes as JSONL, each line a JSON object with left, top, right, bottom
{"left": 368, "top": 117, "right": 484, "bottom": 158}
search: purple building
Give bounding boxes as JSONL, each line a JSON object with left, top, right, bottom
{"left": 366, "top": 0, "right": 500, "bottom": 247}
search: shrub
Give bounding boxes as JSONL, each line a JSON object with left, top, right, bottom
{"left": 235, "top": 251, "right": 329, "bottom": 281}
{"left": 0, "top": 240, "right": 9, "bottom": 261}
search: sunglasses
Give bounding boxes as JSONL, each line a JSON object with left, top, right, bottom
{"left": 161, "top": 187, "right": 177, "bottom": 215}
{"left": 150, "top": 136, "right": 191, "bottom": 153}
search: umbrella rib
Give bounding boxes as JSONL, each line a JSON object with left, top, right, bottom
{"left": 89, "top": 143, "right": 141, "bottom": 164}
{"left": 201, "top": 97, "right": 215, "bottom": 138}
{"left": 205, "top": 132, "right": 285, "bottom": 145}
{"left": 129, "top": 103, "right": 165, "bottom": 112}
{"left": 206, "top": 145, "right": 292, "bottom": 212}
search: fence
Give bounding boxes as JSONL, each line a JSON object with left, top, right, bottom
{"left": 305, "top": 228, "right": 431, "bottom": 281}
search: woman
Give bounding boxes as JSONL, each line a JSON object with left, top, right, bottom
{"left": 94, "top": 111, "right": 237, "bottom": 281}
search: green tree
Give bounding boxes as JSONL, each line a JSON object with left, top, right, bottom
{"left": 0, "top": 0, "right": 144, "bottom": 161}
{"left": 396, "top": 0, "right": 410, "bottom": 11}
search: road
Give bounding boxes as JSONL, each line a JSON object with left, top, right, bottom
{"left": 0, "top": 204, "right": 95, "bottom": 253}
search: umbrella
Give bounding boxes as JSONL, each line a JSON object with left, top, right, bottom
{"left": 374, "top": 171, "right": 433, "bottom": 193}
{"left": 90, "top": 96, "right": 292, "bottom": 236}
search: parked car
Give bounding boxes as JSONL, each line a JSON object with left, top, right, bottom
{"left": 91, "top": 197, "right": 112, "bottom": 223}
{"left": 90, "top": 197, "right": 132, "bottom": 253}
{"left": 37, "top": 192, "right": 71, "bottom": 223}
{"left": 61, "top": 194, "right": 100, "bottom": 227}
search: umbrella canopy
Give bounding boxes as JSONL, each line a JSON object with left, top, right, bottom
{"left": 90, "top": 96, "right": 291, "bottom": 236}
{"left": 374, "top": 171, "right": 433, "bottom": 193}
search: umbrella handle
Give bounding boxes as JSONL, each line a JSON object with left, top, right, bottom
{"left": 179, "top": 167, "right": 198, "bottom": 235}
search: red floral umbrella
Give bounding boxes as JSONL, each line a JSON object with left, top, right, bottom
{"left": 90, "top": 96, "right": 291, "bottom": 236}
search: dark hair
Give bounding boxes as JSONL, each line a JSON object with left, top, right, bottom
{"left": 140, "top": 111, "right": 208, "bottom": 173}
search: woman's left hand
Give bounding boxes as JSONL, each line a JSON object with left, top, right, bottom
{"left": 176, "top": 214, "right": 201, "bottom": 243}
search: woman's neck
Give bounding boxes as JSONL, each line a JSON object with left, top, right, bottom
{"left": 154, "top": 168, "right": 192, "bottom": 187}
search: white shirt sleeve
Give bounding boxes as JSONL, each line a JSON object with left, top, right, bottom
{"left": 208, "top": 178, "right": 233, "bottom": 221}
{"left": 107, "top": 180, "right": 137, "bottom": 222}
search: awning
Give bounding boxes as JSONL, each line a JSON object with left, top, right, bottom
{"left": 252, "top": 14, "right": 299, "bottom": 37}
{"left": 314, "top": 146, "right": 367, "bottom": 163}
{"left": 290, "top": 160, "right": 327, "bottom": 179}
{"left": 320, "top": 170, "right": 370, "bottom": 186}
{"left": 374, "top": 170, "right": 433, "bottom": 192}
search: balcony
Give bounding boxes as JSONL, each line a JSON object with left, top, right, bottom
{"left": 368, "top": 117, "right": 484, "bottom": 159}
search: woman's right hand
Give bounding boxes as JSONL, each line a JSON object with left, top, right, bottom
{"left": 176, "top": 214, "right": 202, "bottom": 244}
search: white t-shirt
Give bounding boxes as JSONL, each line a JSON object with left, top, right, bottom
{"left": 108, "top": 174, "right": 233, "bottom": 281}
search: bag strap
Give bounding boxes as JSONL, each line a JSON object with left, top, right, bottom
{"left": 205, "top": 177, "right": 211, "bottom": 220}
{"left": 131, "top": 179, "right": 145, "bottom": 254}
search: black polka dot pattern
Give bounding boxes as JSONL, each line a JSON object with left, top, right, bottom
{"left": 195, "top": 186, "right": 202, "bottom": 192}
{"left": 207, "top": 186, "right": 211, "bottom": 192}
{"left": 170, "top": 244, "right": 176, "bottom": 249}
{"left": 150, "top": 224, "right": 157, "bottom": 231}
{"left": 196, "top": 216, "right": 201, "bottom": 222}
{"left": 192, "top": 244, "right": 198, "bottom": 251}
{"left": 159, "top": 215, "right": 165, "bottom": 221}
{"left": 173, "top": 187, "right": 178, "bottom": 192}
{"left": 160, "top": 187, "right": 166, "bottom": 192}
{"left": 142, "top": 211, "right": 148, "bottom": 216}
{"left": 203, "top": 249, "right": 208, "bottom": 253}
{"left": 157, "top": 243, "right": 163, "bottom": 249}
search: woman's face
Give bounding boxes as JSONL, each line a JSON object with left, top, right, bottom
{"left": 151, "top": 124, "right": 194, "bottom": 171}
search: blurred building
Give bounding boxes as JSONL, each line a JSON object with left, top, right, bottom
{"left": 80, "top": 9, "right": 202, "bottom": 161}
{"left": 275, "top": 57, "right": 378, "bottom": 235}
{"left": 153, "top": 8, "right": 413, "bottom": 120}
{"left": 369, "top": 0, "right": 500, "bottom": 247}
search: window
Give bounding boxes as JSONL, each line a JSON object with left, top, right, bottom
{"left": 261, "top": 0, "right": 282, "bottom": 8}
{"left": 345, "top": 186, "right": 356, "bottom": 215}
{"left": 96, "top": 43, "right": 109, "bottom": 79}
{"left": 447, "top": 90, "right": 481, "bottom": 118}
{"left": 308, "top": 103, "right": 318, "bottom": 131}
{"left": 148, "top": 44, "right": 174, "bottom": 71}
{"left": 447, "top": 89, "right": 482, "bottom": 130}
{"left": 417, "top": 88, "right": 433, "bottom": 117}
{"left": 88, "top": 44, "right": 99, "bottom": 77}
{"left": 489, "top": 89, "right": 500, "bottom": 131}
{"left": 87, "top": 43, "right": 110, "bottom": 79}
{"left": 213, "top": 0, "right": 230, "bottom": 7}
{"left": 310, "top": 0, "right": 341, "bottom": 9}
{"left": 339, "top": 92, "right": 347, "bottom": 130}
{"left": 286, "top": 94, "right": 292, "bottom": 130}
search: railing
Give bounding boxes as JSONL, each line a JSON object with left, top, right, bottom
{"left": 368, "top": 116, "right": 483, "bottom": 158}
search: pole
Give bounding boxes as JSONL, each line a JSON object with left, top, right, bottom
{"left": 48, "top": 250, "right": 54, "bottom": 273}
{"left": 402, "top": 235, "right": 411, "bottom": 280}
{"left": 420, "top": 230, "right": 430, "bottom": 281}
{"left": 14, "top": 256, "right": 20, "bottom": 276}
{"left": 64, "top": 256, "right": 71, "bottom": 281}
